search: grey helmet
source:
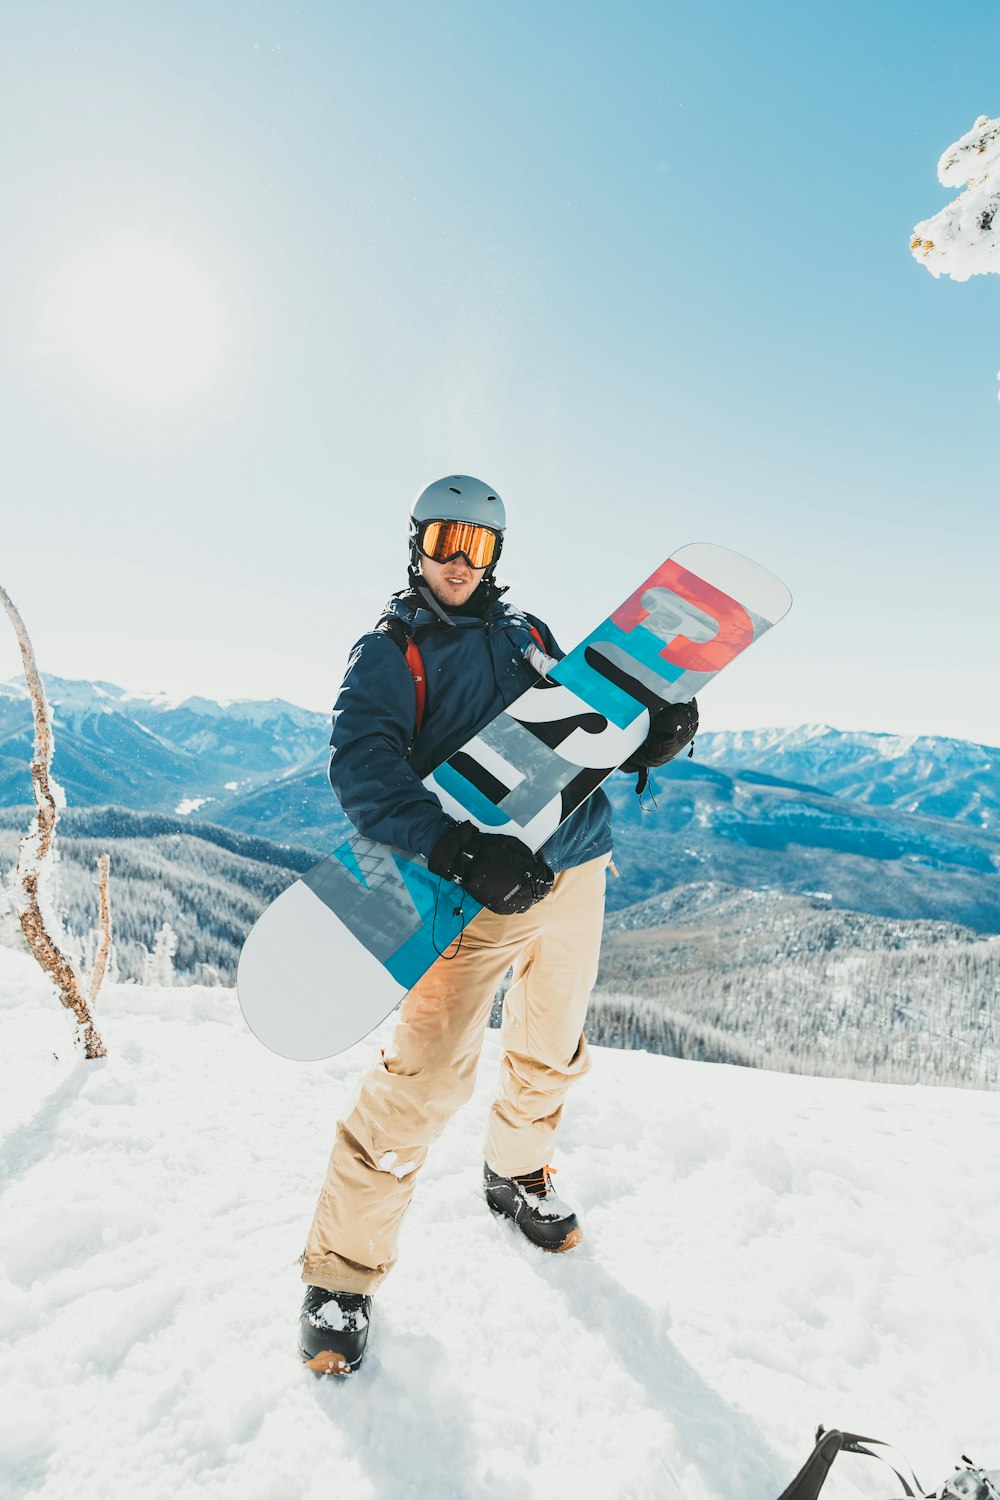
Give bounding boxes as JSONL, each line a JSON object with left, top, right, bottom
{"left": 408, "top": 474, "right": 506, "bottom": 583}
{"left": 410, "top": 475, "right": 506, "bottom": 531}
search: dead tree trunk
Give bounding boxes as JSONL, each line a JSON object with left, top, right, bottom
{"left": 0, "top": 582, "right": 108, "bottom": 1058}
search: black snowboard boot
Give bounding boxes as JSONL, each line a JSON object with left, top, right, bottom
{"left": 298, "top": 1285, "right": 372, "bottom": 1375}
{"left": 484, "top": 1162, "right": 583, "bottom": 1252}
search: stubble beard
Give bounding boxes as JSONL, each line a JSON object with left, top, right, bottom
{"left": 420, "top": 561, "right": 482, "bottom": 609}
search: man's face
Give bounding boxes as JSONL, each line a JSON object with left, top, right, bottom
{"left": 419, "top": 552, "right": 486, "bottom": 609}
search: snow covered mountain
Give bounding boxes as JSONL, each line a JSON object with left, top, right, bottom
{"left": 695, "top": 724, "right": 1000, "bottom": 829}
{"left": 2, "top": 944, "right": 997, "bottom": 1500}
{"left": 4, "top": 678, "right": 1000, "bottom": 936}
{"left": 602, "top": 764, "right": 1000, "bottom": 933}
{"left": 3, "top": 678, "right": 999, "bottom": 834}
{"left": 0, "top": 675, "right": 329, "bottom": 820}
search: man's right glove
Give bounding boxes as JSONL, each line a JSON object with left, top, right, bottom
{"left": 621, "top": 697, "right": 699, "bottom": 773}
{"left": 428, "top": 820, "right": 554, "bottom": 916}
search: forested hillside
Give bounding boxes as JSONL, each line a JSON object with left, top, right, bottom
{"left": 0, "top": 807, "right": 317, "bottom": 984}
{"left": 592, "top": 882, "right": 999, "bottom": 1088}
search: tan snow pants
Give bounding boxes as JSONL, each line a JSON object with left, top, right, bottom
{"left": 301, "top": 853, "right": 610, "bottom": 1294}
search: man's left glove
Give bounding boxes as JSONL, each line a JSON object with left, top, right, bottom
{"left": 621, "top": 697, "right": 698, "bottom": 773}
{"left": 428, "top": 820, "right": 554, "bottom": 916}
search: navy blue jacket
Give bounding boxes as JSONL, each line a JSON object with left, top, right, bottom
{"left": 328, "top": 587, "right": 613, "bottom": 870}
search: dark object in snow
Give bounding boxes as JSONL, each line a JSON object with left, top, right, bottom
{"left": 483, "top": 1162, "right": 582, "bottom": 1252}
{"left": 298, "top": 1285, "right": 371, "bottom": 1376}
{"left": 778, "top": 1424, "right": 1000, "bottom": 1500}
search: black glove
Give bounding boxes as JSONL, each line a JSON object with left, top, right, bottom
{"left": 428, "top": 821, "right": 554, "bottom": 915}
{"left": 621, "top": 697, "right": 698, "bottom": 772}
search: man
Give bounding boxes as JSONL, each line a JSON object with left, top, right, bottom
{"left": 298, "top": 475, "right": 697, "bottom": 1375}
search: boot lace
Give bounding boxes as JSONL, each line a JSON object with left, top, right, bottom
{"left": 512, "top": 1165, "right": 556, "bottom": 1197}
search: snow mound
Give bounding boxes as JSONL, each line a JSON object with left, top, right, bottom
{"left": 1, "top": 945, "right": 999, "bottom": 1498}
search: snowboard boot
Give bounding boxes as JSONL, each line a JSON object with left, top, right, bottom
{"left": 484, "top": 1162, "right": 583, "bottom": 1252}
{"left": 298, "top": 1285, "right": 372, "bottom": 1375}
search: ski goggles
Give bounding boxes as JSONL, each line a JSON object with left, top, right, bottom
{"left": 416, "top": 518, "right": 502, "bottom": 570}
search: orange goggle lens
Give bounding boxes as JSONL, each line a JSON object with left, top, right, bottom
{"left": 418, "top": 519, "right": 500, "bottom": 569}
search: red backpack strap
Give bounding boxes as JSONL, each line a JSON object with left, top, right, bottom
{"left": 374, "top": 610, "right": 426, "bottom": 736}
{"left": 381, "top": 614, "right": 544, "bottom": 739}
{"left": 404, "top": 638, "right": 426, "bottom": 733}
{"left": 404, "top": 629, "right": 540, "bottom": 736}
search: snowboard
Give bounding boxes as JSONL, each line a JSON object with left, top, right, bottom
{"left": 238, "top": 543, "right": 791, "bottom": 1060}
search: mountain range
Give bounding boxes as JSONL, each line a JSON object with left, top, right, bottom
{"left": 693, "top": 723, "right": 999, "bottom": 829}
{"left": 0, "top": 674, "right": 346, "bottom": 849}
{"left": 602, "top": 762, "right": 1000, "bottom": 931}
{"left": 2, "top": 675, "right": 999, "bottom": 933}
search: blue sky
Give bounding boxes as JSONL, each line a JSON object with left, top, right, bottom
{"left": 2, "top": 1, "right": 999, "bottom": 743}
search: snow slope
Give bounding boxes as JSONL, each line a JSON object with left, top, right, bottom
{"left": 2, "top": 946, "right": 999, "bottom": 1500}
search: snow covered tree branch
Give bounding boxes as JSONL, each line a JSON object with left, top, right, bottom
{"left": 910, "top": 113, "right": 1000, "bottom": 397}
{"left": 0, "top": 582, "right": 108, "bottom": 1058}
{"left": 911, "top": 114, "right": 1000, "bottom": 279}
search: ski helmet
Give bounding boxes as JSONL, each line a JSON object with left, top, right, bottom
{"left": 408, "top": 475, "right": 506, "bottom": 580}
{"left": 410, "top": 475, "right": 506, "bottom": 532}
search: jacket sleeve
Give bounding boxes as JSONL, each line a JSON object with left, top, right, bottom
{"left": 328, "top": 632, "right": 455, "bottom": 860}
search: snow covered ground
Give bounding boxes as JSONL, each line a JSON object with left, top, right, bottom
{"left": 2, "top": 945, "right": 999, "bottom": 1500}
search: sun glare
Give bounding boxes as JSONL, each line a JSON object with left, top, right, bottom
{"left": 44, "top": 235, "right": 226, "bottom": 406}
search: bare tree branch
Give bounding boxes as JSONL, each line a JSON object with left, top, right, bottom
{"left": 0, "top": 581, "right": 108, "bottom": 1058}
{"left": 90, "top": 852, "right": 112, "bottom": 1004}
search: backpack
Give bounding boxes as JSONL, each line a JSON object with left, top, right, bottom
{"left": 779, "top": 1426, "right": 999, "bottom": 1500}
{"left": 376, "top": 611, "right": 547, "bottom": 736}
